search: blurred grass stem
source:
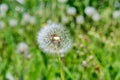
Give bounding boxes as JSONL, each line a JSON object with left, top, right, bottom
{"left": 58, "top": 54, "right": 65, "bottom": 80}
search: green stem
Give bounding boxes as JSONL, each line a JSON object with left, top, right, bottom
{"left": 58, "top": 55, "right": 65, "bottom": 80}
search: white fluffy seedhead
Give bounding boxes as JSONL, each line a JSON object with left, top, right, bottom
{"left": 37, "top": 23, "right": 72, "bottom": 55}
{"left": 66, "top": 7, "right": 76, "bottom": 16}
{"left": 84, "top": 6, "right": 96, "bottom": 16}
{"left": 16, "top": 42, "right": 28, "bottom": 54}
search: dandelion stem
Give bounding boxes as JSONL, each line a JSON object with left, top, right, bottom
{"left": 58, "top": 55, "right": 65, "bottom": 80}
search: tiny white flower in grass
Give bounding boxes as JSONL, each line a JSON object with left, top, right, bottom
{"left": 9, "top": 19, "right": 18, "bottom": 27}
{"left": 58, "top": 0, "right": 68, "bottom": 3}
{"left": 84, "top": 6, "right": 96, "bottom": 16}
{"left": 37, "top": 23, "right": 72, "bottom": 55}
{"left": 76, "top": 15, "right": 85, "bottom": 24}
{"left": 66, "top": 7, "right": 76, "bottom": 16}
{"left": 92, "top": 12, "right": 101, "bottom": 21}
{"left": 112, "top": 10, "right": 120, "bottom": 19}
{"left": 0, "top": 21, "right": 5, "bottom": 29}
{"left": 6, "top": 72, "right": 14, "bottom": 80}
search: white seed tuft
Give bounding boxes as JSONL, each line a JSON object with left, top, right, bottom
{"left": 84, "top": 6, "right": 96, "bottom": 16}
{"left": 76, "top": 15, "right": 85, "bottom": 24}
{"left": 66, "top": 7, "right": 76, "bottom": 16}
{"left": 9, "top": 19, "right": 18, "bottom": 27}
{"left": 37, "top": 23, "right": 72, "bottom": 55}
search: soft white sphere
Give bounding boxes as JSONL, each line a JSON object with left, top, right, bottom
{"left": 9, "top": 19, "right": 18, "bottom": 27}
{"left": 16, "top": 42, "right": 28, "bottom": 54}
{"left": 76, "top": 15, "right": 85, "bottom": 24}
{"left": 84, "top": 6, "right": 96, "bottom": 16}
{"left": 61, "top": 16, "right": 69, "bottom": 24}
{"left": 37, "top": 23, "right": 72, "bottom": 55}
{"left": 66, "top": 7, "right": 76, "bottom": 15}
{"left": 0, "top": 4, "right": 8, "bottom": 17}
{"left": 112, "top": 10, "right": 120, "bottom": 19}
{"left": 6, "top": 72, "right": 14, "bottom": 80}
{"left": 92, "top": 13, "right": 101, "bottom": 21}
{"left": 0, "top": 3, "right": 8, "bottom": 12}
{"left": 21, "top": 13, "right": 36, "bottom": 25}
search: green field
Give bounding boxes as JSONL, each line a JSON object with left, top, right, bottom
{"left": 0, "top": 0, "right": 120, "bottom": 80}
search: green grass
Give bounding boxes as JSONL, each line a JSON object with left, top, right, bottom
{"left": 0, "top": 0, "right": 120, "bottom": 80}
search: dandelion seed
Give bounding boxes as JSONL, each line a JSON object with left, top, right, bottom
{"left": 76, "top": 15, "right": 85, "bottom": 24}
{"left": 84, "top": 6, "right": 96, "bottom": 16}
{"left": 37, "top": 23, "right": 72, "bottom": 55}
{"left": 66, "top": 7, "right": 76, "bottom": 16}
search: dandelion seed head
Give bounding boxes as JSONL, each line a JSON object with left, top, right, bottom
{"left": 37, "top": 23, "right": 72, "bottom": 55}
{"left": 9, "top": 19, "right": 18, "bottom": 27}
{"left": 92, "top": 13, "right": 101, "bottom": 21}
{"left": 16, "top": 42, "right": 28, "bottom": 54}
{"left": 76, "top": 15, "right": 85, "bottom": 24}
{"left": 112, "top": 10, "right": 120, "bottom": 19}
{"left": 0, "top": 3, "right": 8, "bottom": 13}
{"left": 6, "top": 72, "right": 14, "bottom": 80}
{"left": 66, "top": 7, "right": 76, "bottom": 16}
{"left": 84, "top": 6, "right": 96, "bottom": 16}
{"left": 0, "top": 4, "right": 8, "bottom": 17}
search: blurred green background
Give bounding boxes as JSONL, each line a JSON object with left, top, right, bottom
{"left": 0, "top": 0, "right": 120, "bottom": 80}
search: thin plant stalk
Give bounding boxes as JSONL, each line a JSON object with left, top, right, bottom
{"left": 57, "top": 54, "right": 65, "bottom": 80}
